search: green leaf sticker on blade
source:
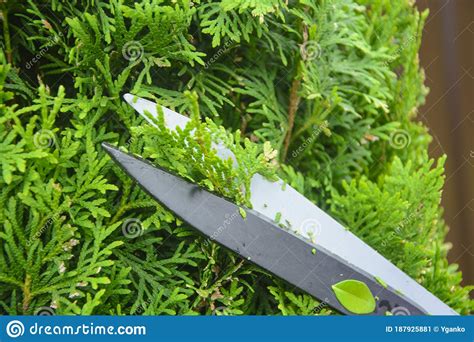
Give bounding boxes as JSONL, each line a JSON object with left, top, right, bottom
{"left": 331, "top": 279, "right": 376, "bottom": 314}
{"left": 274, "top": 212, "right": 282, "bottom": 223}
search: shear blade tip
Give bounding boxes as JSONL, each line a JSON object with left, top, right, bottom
{"left": 101, "top": 142, "right": 121, "bottom": 159}
{"left": 101, "top": 141, "right": 113, "bottom": 150}
{"left": 123, "top": 93, "right": 137, "bottom": 105}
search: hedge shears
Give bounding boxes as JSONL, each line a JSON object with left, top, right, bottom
{"left": 102, "top": 94, "right": 458, "bottom": 316}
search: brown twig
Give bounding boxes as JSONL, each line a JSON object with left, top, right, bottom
{"left": 22, "top": 274, "right": 32, "bottom": 312}
{"left": 281, "top": 21, "right": 308, "bottom": 161}
{"left": 2, "top": 9, "right": 13, "bottom": 64}
{"left": 281, "top": 77, "right": 301, "bottom": 161}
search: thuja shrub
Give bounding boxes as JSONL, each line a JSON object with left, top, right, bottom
{"left": 0, "top": 0, "right": 472, "bottom": 315}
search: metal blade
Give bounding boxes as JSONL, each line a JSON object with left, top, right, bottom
{"left": 123, "top": 94, "right": 458, "bottom": 315}
{"left": 103, "top": 143, "right": 428, "bottom": 315}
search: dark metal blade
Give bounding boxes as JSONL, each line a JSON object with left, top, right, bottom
{"left": 102, "top": 143, "right": 427, "bottom": 315}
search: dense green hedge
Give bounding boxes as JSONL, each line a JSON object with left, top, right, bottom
{"left": 0, "top": 0, "right": 472, "bottom": 315}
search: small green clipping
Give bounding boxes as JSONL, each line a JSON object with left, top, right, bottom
{"left": 331, "top": 279, "right": 376, "bottom": 314}
{"left": 274, "top": 212, "right": 282, "bottom": 223}
{"left": 311, "top": 248, "right": 317, "bottom": 255}
{"left": 239, "top": 207, "right": 247, "bottom": 219}
{"left": 374, "top": 276, "right": 388, "bottom": 289}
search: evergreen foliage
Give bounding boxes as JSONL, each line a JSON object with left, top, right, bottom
{"left": 0, "top": 0, "right": 472, "bottom": 315}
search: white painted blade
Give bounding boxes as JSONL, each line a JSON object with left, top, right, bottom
{"left": 123, "top": 93, "right": 458, "bottom": 315}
